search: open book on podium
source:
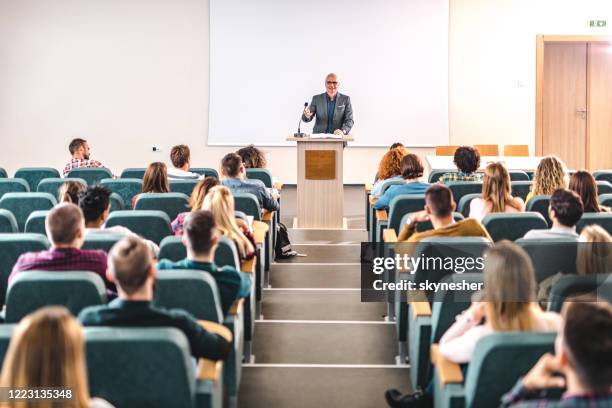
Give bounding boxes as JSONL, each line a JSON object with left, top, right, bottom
{"left": 286, "top": 134, "right": 353, "bottom": 229}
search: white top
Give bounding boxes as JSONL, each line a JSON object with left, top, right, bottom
{"left": 90, "top": 397, "right": 115, "bottom": 408}
{"left": 167, "top": 167, "right": 203, "bottom": 180}
{"left": 522, "top": 226, "right": 579, "bottom": 241}
{"left": 85, "top": 226, "right": 160, "bottom": 257}
{"left": 468, "top": 198, "right": 521, "bottom": 222}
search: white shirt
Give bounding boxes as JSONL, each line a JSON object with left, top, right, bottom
{"left": 167, "top": 167, "right": 202, "bottom": 180}
{"left": 468, "top": 198, "right": 521, "bottom": 222}
{"left": 522, "top": 226, "right": 579, "bottom": 241}
{"left": 85, "top": 226, "right": 160, "bottom": 257}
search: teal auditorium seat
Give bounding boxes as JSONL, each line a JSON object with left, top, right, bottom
{"left": 134, "top": 192, "right": 189, "bottom": 221}
{"left": 190, "top": 168, "right": 219, "bottom": 179}
{"left": 600, "top": 194, "right": 612, "bottom": 208}
{"left": 447, "top": 182, "right": 483, "bottom": 206}
{"left": 109, "top": 192, "right": 125, "bottom": 212}
{"left": 0, "top": 233, "right": 50, "bottom": 305}
{"left": 246, "top": 168, "right": 273, "bottom": 187}
{"left": 82, "top": 233, "right": 123, "bottom": 252}
{"left": 0, "top": 168, "right": 6, "bottom": 178}
{"left": 548, "top": 273, "right": 612, "bottom": 312}
{"left": 159, "top": 236, "right": 240, "bottom": 266}
{"left": 120, "top": 168, "right": 146, "bottom": 179}
{"left": 101, "top": 178, "right": 142, "bottom": 209}
{"left": 434, "top": 332, "right": 556, "bottom": 408}
{"left": 37, "top": 178, "right": 87, "bottom": 199}
{"left": 510, "top": 180, "right": 532, "bottom": 201}
{"left": 482, "top": 212, "right": 548, "bottom": 241}
{"left": 0, "top": 210, "right": 18, "bottom": 233}
{"left": 85, "top": 327, "right": 222, "bottom": 408}
{"left": 594, "top": 170, "right": 612, "bottom": 185}
{"left": 14, "top": 167, "right": 60, "bottom": 191}
{"left": 369, "top": 179, "right": 405, "bottom": 241}
{"left": 508, "top": 170, "right": 530, "bottom": 181}
{"left": 457, "top": 193, "right": 481, "bottom": 217}
{"left": 378, "top": 195, "right": 425, "bottom": 239}
{"left": 515, "top": 238, "right": 577, "bottom": 282}
{"left": 576, "top": 213, "right": 612, "bottom": 235}
{"left": 4, "top": 271, "right": 107, "bottom": 323}
{"left": 526, "top": 195, "right": 552, "bottom": 226}
{"left": 428, "top": 169, "right": 455, "bottom": 183}
{"left": 24, "top": 210, "right": 49, "bottom": 235}
{"left": 597, "top": 181, "right": 612, "bottom": 195}
{"left": 233, "top": 193, "right": 261, "bottom": 221}
{"left": 0, "top": 179, "right": 29, "bottom": 199}
{"left": 170, "top": 180, "right": 198, "bottom": 197}
{"left": 0, "top": 192, "right": 57, "bottom": 232}
{"left": 66, "top": 167, "right": 113, "bottom": 185}
{"left": 105, "top": 210, "right": 172, "bottom": 244}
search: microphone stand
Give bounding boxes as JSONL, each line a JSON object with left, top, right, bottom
{"left": 294, "top": 103, "right": 308, "bottom": 137}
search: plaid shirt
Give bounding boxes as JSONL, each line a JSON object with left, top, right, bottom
{"left": 501, "top": 378, "right": 612, "bottom": 407}
{"left": 438, "top": 171, "right": 484, "bottom": 183}
{"left": 63, "top": 158, "right": 106, "bottom": 176}
{"left": 9, "top": 247, "right": 113, "bottom": 291}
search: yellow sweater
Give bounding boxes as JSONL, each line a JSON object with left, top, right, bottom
{"left": 397, "top": 218, "right": 492, "bottom": 242}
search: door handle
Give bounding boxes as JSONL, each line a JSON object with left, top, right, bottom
{"left": 576, "top": 108, "right": 587, "bottom": 119}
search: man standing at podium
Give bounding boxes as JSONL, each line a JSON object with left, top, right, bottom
{"left": 302, "top": 73, "right": 354, "bottom": 136}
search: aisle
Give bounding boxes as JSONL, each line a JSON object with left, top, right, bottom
{"left": 238, "top": 229, "right": 411, "bottom": 408}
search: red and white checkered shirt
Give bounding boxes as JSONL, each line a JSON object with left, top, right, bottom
{"left": 63, "top": 158, "right": 105, "bottom": 177}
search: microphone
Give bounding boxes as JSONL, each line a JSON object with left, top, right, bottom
{"left": 294, "top": 102, "right": 309, "bottom": 137}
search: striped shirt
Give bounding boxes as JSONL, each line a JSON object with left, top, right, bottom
{"left": 63, "top": 158, "right": 106, "bottom": 176}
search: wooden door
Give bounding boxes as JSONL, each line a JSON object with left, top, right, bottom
{"left": 588, "top": 43, "right": 612, "bottom": 170}
{"left": 542, "top": 43, "right": 587, "bottom": 170}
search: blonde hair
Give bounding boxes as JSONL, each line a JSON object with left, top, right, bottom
{"left": 483, "top": 242, "right": 537, "bottom": 332}
{"left": 532, "top": 156, "right": 568, "bottom": 196}
{"left": 0, "top": 306, "right": 90, "bottom": 408}
{"left": 482, "top": 162, "right": 513, "bottom": 213}
{"left": 377, "top": 147, "right": 408, "bottom": 180}
{"left": 58, "top": 181, "right": 86, "bottom": 204}
{"left": 189, "top": 177, "right": 220, "bottom": 211}
{"left": 577, "top": 225, "right": 612, "bottom": 275}
{"left": 203, "top": 186, "right": 254, "bottom": 259}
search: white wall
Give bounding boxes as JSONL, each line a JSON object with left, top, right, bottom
{"left": 1, "top": 0, "right": 611, "bottom": 182}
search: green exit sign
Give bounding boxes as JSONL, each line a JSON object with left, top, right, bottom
{"left": 589, "top": 20, "right": 607, "bottom": 27}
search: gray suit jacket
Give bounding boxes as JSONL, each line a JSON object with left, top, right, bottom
{"left": 301, "top": 92, "right": 354, "bottom": 134}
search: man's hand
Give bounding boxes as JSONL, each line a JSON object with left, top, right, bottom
{"left": 304, "top": 107, "right": 314, "bottom": 120}
{"left": 334, "top": 129, "right": 345, "bottom": 136}
{"left": 408, "top": 210, "right": 429, "bottom": 224}
{"left": 522, "top": 353, "right": 566, "bottom": 391}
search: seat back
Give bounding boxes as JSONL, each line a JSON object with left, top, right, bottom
{"left": 134, "top": 193, "right": 190, "bottom": 221}
{"left": 5, "top": 271, "right": 107, "bottom": 323}
{"left": 515, "top": 238, "right": 578, "bottom": 282}
{"left": 464, "top": 333, "right": 555, "bottom": 408}
{"left": 457, "top": 193, "right": 481, "bottom": 217}
{"left": 120, "top": 168, "right": 146, "bottom": 179}
{"left": 594, "top": 170, "right": 612, "bottom": 185}
{"left": 66, "top": 167, "right": 113, "bottom": 185}
{"left": 215, "top": 236, "right": 241, "bottom": 268}
{"left": 109, "top": 192, "right": 125, "bottom": 212}
{"left": 85, "top": 327, "right": 196, "bottom": 408}
{"left": 548, "top": 274, "right": 612, "bottom": 312}
{"left": 100, "top": 178, "right": 142, "bottom": 210}
{"left": 482, "top": 212, "right": 548, "bottom": 242}
{"left": 388, "top": 195, "right": 426, "bottom": 233}
{"left": 474, "top": 144, "right": 499, "bottom": 156}
{"left": 435, "top": 146, "right": 457, "bottom": 156}
{"left": 503, "top": 144, "right": 529, "bottom": 157}
{"left": 596, "top": 181, "right": 612, "bottom": 195}
{"left": 24, "top": 210, "right": 49, "bottom": 235}
{"left": 169, "top": 180, "right": 198, "bottom": 197}
{"left": 447, "top": 182, "right": 483, "bottom": 205}
{"left": 576, "top": 213, "right": 612, "bottom": 235}
{"left": 158, "top": 236, "right": 186, "bottom": 262}
{"left": 246, "top": 168, "right": 273, "bottom": 187}
{"left": 508, "top": 170, "right": 529, "bottom": 181}
{"left": 0, "top": 210, "right": 18, "bottom": 233}
{"left": 158, "top": 235, "right": 239, "bottom": 268}
{"left": 233, "top": 193, "right": 262, "bottom": 221}
{"left": 154, "top": 269, "right": 223, "bottom": 323}
{"left": 510, "top": 181, "right": 532, "bottom": 201}
{"left": 105, "top": 211, "right": 172, "bottom": 244}
{"left": 0, "top": 192, "right": 57, "bottom": 231}
{"left": 600, "top": 194, "right": 612, "bottom": 208}
{"left": 190, "top": 168, "right": 219, "bottom": 179}
{"left": 82, "top": 233, "right": 123, "bottom": 252}
{"left": 526, "top": 195, "right": 552, "bottom": 226}
{"left": 14, "top": 167, "right": 60, "bottom": 191}
{"left": 0, "top": 168, "right": 6, "bottom": 178}
{"left": 428, "top": 169, "right": 455, "bottom": 183}
{"left": 37, "top": 178, "right": 87, "bottom": 200}
{"left": 0, "top": 233, "right": 50, "bottom": 305}
{"left": 0, "top": 179, "right": 29, "bottom": 199}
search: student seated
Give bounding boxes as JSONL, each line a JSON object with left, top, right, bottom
{"left": 525, "top": 155, "right": 568, "bottom": 203}
{"left": 220, "top": 153, "right": 279, "bottom": 212}
{"left": 157, "top": 210, "right": 251, "bottom": 316}
{"left": 63, "top": 138, "right": 110, "bottom": 177}
{"left": 58, "top": 180, "right": 86, "bottom": 204}
{"left": 501, "top": 301, "right": 612, "bottom": 407}
{"left": 132, "top": 161, "right": 170, "bottom": 208}
{"left": 569, "top": 170, "right": 610, "bottom": 213}
{"left": 397, "top": 184, "right": 491, "bottom": 242}
{"left": 167, "top": 144, "right": 203, "bottom": 180}
{"left": 373, "top": 153, "right": 429, "bottom": 210}
{"left": 9, "top": 203, "right": 113, "bottom": 292}
{"left": 236, "top": 144, "right": 267, "bottom": 169}
{"left": 0, "top": 306, "right": 114, "bottom": 408}
{"left": 371, "top": 146, "right": 408, "bottom": 197}
{"left": 522, "top": 189, "right": 583, "bottom": 241}
{"left": 79, "top": 235, "right": 231, "bottom": 361}
{"left": 79, "top": 185, "right": 159, "bottom": 257}
{"left": 469, "top": 162, "right": 525, "bottom": 221}
{"left": 438, "top": 146, "right": 483, "bottom": 183}
{"left": 172, "top": 177, "right": 220, "bottom": 235}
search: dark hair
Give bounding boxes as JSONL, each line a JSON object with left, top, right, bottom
{"left": 453, "top": 146, "right": 481, "bottom": 173}
{"left": 184, "top": 210, "right": 216, "bottom": 254}
{"left": 142, "top": 162, "right": 169, "bottom": 193}
{"left": 569, "top": 171, "right": 601, "bottom": 213}
{"left": 390, "top": 142, "right": 404, "bottom": 150}
{"left": 550, "top": 188, "right": 584, "bottom": 227}
{"left": 78, "top": 185, "right": 111, "bottom": 224}
{"left": 109, "top": 236, "right": 152, "bottom": 295}
{"left": 170, "top": 145, "right": 191, "bottom": 169}
{"left": 563, "top": 301, "right": 612, "bottom": 391}
{"left": 58, "top": 181, "right": 86, "bottom": 204}
{"left": 425, "top": 184, "right": 454, "bottom": 217}
{"left": 221, "top": 153, "right": 242, "bottom": 178}
{"left": 68, "top": 138, "right": 87, "bottom": 155}
{"left": 236, "top": 145, "right": 267, "bottom": 169}
{"left": 45, "top": 203, "right": 83, "bottom": 245}
{"left": 400, "top": 154, "right": 424, "bottom": 179}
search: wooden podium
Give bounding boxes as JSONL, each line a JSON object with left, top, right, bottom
{"left": 287, "top": 135, "right": 353, "bottom": 229}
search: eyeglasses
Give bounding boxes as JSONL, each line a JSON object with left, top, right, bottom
{"left": 326, "top": 81, "right": 338, "bottom": 85}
